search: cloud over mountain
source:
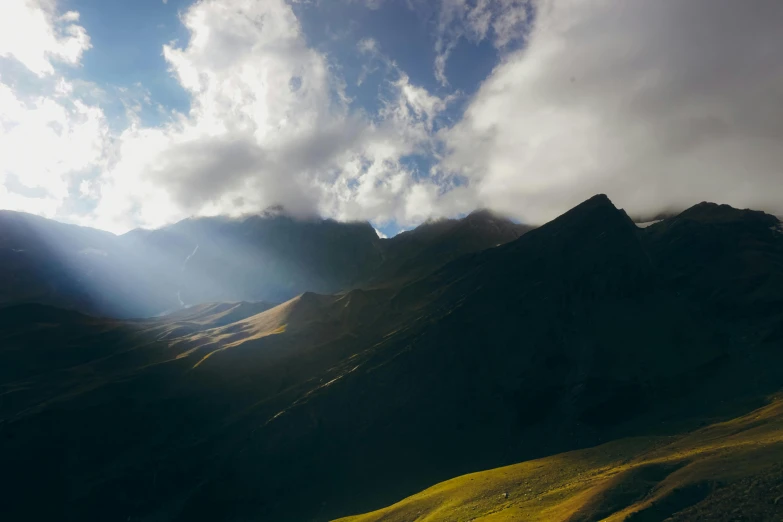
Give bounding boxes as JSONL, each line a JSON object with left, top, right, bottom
{"left": 2, "top": 0, "right": 783, "bottom": 232}
{"left": 443, "top": 0, "right": 783, "bottom": 223}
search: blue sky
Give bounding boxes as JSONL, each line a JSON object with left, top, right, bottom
{"left": 60, "top": 0, "right": 191, "bottom": 124}
{"left": 65, "top": 0, "right": 504, "bottom": 129}
{"left": 58, "top": 0, "right": 509, "bottom": 134}
{"left": 2, "top": 0, "right": 783, "bottom": 236}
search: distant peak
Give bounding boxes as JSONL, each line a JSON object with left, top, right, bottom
{"left": 466, "top": 208, "right": 496, "bottom": 218}
{"left": 677, "top": 201, "right": 778, "bottom": 226}
{"left": 538, "top": 194, "right": 637, "bottom": 235}
{"left": 465, "top": 208, "right": 510, "bottom": 223}
{"left": 562, "top": 194, "right": 618, "bottom": 217}
{"left": 584, "top": 193, "right": 614, "bottom": 207}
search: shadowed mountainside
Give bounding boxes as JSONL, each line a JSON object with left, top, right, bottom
{"left": 0, "top": 211, "right": 176, "bottom": 318}
{"left": 0, "top": 195, "right": 781, "bottom": 522}
{"left": 367, "top": 209, "right": 531, "bottom": 287}
{"left": 0, "top": 209, "right": 529, "bottom": 317}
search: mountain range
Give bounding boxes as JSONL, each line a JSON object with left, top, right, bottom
{"left": 0, "top": 208, "right": 529, "bottom": 317}
{"left": 1, "top": 195, "right": 782, "bottom": 521}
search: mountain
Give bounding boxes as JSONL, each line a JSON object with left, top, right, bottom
{"left": 0, "top": 196, "right": 781, "bottom": 522}
{"left": 119, "top": 214, "right": 386, "bottom": 310}
{"left": 338, "top": 398, "right": 783, "bottom": 522}
{"left": 368, "top": 209, "right": 532, "bottom": 286}
{"left": 0, "top": 209, "right": 528, "bottom": 318}
{"left": 0, "top": 210, "right": 172, "bottom": 317}
{"left": 641, "top": 201, "right": 783, "bottom": 316}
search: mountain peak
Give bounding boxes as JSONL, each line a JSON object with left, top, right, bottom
{"left": 575, "top": 193, "right": 614, "bottom": 210}
{"left": 465, "top": 208, "right": 501, "bottom": 220}
{"left": 677, "top": 201, "right": 779, "bottom": 226}
{"left": 543, "top": 194, "right": 632, "bottom": 232}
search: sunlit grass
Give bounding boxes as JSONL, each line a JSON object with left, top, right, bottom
{"left": 190, "top": 324, "right": 288, "bottom": 368}
{"left": 336, "top": 399, "right": 783, "bottom": 522}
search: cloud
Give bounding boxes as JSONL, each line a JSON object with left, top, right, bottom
{"left": 432, "top": 0, "right": 534, "bottom": 85}
{"left": 0, "top": 0, "right": 91, "bottom": 76}
{"left": 89, "top": 0, "right": 351, "bottom": 231}
{"left": 352, "top": 1, "right": 534, "bottom": 85}
{"left": 373, "top": 227, "right": 387, "bottom": 239}
{"left": 0, "top": 81, "right": 108, "bottom": 217}
{"left": 0, "top": 1, "right": 107, "bottom": 219}
{"left": 88, "top": 0, "right": 456, "bottom": 232}
{"left": 9, "top": 0, "right": 780, "bottom": 236}
{"left": 441, "top": 0, "right": 783, "bottom": 223}
{"left": 0, "top": 0, "right": 469, "bottom": 234}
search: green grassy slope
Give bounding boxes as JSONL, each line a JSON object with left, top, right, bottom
{"left": 337, "top": 397, "right": 783, "bottom": 522}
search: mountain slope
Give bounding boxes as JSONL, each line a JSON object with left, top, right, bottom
{"left": 120, "top": 213, "right": 386, "bottom": 307}
{"left": 367, "top": 209, "right": 531, "bottom": 286}
{"left": 337, "top": 397, "right": 783, "bottom": 522}
{"left": 0, "top": 210, "right": 175, "bottom": 317}
{"left": 0, "top": 209, "right": 528, "bottom": 317}
{"left": 641, "top": 201, "right": 783, "bottom": 315}
{"left": 201, "top": 196, "right": 762, "bottom": 518}
{"left": 0, "top": 196, "right": 781, "bottom": 522}
{"left": 177, "top": 195, "right": 782, "bottom": 521}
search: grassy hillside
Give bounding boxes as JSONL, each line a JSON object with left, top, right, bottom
{"left": 337, "top": 397, "right": 783, "bottom": 522}
{"left": 1, "top": 195, "right": 781, "bottom": 522}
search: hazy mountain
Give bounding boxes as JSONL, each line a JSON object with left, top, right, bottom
{"left": 0, "top": 196, "right": 781, "bottom": 522}
{"left": 0, "top": 211, "right": 175, "bottom": 318}
{"left": 0, "top": 209, "right": 528, "bottom": 318}
{"left": 119, "top": 214, "right": 386, "bottom": 311}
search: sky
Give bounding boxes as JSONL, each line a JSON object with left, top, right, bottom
{"left": 1, "top": 0, "right": 782, "bottom": 235}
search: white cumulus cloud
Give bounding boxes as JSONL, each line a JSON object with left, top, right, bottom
{"left": 441, "top": 0, "right": 783, "bottom": 223}
{"left": 0, "top": 0, "right": 107, "bottom": 219}
{"left": 5, "top": 0, "right": 782, "bottom": 234}
{"left": 0, "top": 0, "right": 91, "bottom": 76}
{"left": 89, "top": 0, "right": 456, "bottom": 232}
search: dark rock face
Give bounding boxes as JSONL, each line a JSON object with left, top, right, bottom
{"left": 641, "top": 201, "right": 783, "bottom": 315}
{"left": 0, "top": 195, "right": 781, "bottom": 522}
